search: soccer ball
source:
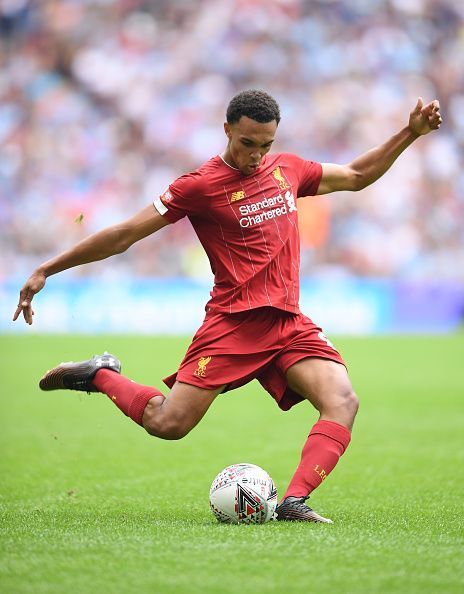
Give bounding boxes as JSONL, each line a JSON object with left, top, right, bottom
{"left": 209, "top": 463, "right": 277, "bottom": 524}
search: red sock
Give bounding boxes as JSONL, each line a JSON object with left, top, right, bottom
{"left": 283, "top": 420, "right": 351, "bottom": 499}
{"left": 93, "top": 369, "right": 164, "bottom": 426}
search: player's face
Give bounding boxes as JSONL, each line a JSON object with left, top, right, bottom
{"left": 223, "top": 116, "right": 277, "bottom": 176}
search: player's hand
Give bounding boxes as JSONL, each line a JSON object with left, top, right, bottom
{"left": 13, "top": 269, "right": 46, "bottom": 325}
{"left": 409, "top": 98, "right": 442, "bottom": 136}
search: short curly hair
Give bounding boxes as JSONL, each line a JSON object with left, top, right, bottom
{"left": 226, "top": 90, "right": 281, "bottom": 125}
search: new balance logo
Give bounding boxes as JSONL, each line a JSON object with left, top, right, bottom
{"left": 231, "top": 190, "right": 245, "bottom": 202}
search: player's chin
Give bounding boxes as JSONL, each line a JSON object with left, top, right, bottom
{"left": 241, "top": 164, "right": 259, "bottom": 176}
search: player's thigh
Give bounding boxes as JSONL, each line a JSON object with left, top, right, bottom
{"left": 286, "top": 357, "right": 356, "bottom": 412}
{"left": 144, "top": 380, "right": 225, "bottom": 438}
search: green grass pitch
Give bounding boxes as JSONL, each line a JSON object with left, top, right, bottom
{"left": 1, "top": 333, "right": 463, "bottom": 594}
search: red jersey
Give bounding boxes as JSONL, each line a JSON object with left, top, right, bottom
{"left": 153, "top": 153, "right": 322, "bottom": 314}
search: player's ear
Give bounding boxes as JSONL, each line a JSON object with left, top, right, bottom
{"left": 224, "top": 122, "right": 232, "bottom": 139}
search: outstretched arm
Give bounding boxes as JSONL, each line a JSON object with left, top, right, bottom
{"left": 13, "top": 204, "right": 168, "bottom": 325}
{"left": 316, "top": 98, "right": 442, "bottom": 195}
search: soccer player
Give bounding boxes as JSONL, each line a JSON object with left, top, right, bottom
{"left": 13, "top": 90, "right": 442, "bottom": 523}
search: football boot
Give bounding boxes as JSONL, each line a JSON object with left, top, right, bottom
{"left": 39, "top": 352, "right": 121, "bottom": 393}
{"left": 275, "top": 496, "right": 333, "bottom": 523}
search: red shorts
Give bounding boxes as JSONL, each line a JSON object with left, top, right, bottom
{"left": 163, "top": 306, "right": 345, "bottom": 411}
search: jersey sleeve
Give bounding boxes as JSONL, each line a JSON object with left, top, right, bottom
{"left": 153, "top": 171, "right": 204, "bottom": 223}
{"left": 289, "top": 155, "right": 323, "bottom": 197}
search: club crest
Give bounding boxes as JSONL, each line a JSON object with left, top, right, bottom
{"left": 272, "top": 166, "right": 290, "bottom": 190}
{"left": 194, "top": 356, "right": 212, "bottom": 377}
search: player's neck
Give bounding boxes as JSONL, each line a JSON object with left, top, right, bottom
{"left": 220, "top": 151, "right": 239, "bottom": 170}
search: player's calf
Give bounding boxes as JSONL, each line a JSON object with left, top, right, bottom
{"left": 142, "top": 381, "right": 223, "bottom": 440}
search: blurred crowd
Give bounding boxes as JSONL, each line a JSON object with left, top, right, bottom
{"left": 1, "top": 0, "right": 463, "bottom": 283}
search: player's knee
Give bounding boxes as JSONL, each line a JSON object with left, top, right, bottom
{"left": 143, "top": 416, "right": 191, "bottom": 440}
{"left": 341, "top": 388, "right": 359, "bottom": 418}
{"left": 322, "top": 386, "right": 358, "bottom": 419}
{"left": 161, "top": 421, "right": 191, "bottom": 440}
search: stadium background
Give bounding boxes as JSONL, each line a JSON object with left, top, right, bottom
{"left": 1, "top": 0, "right": 463, "bottom": 334}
